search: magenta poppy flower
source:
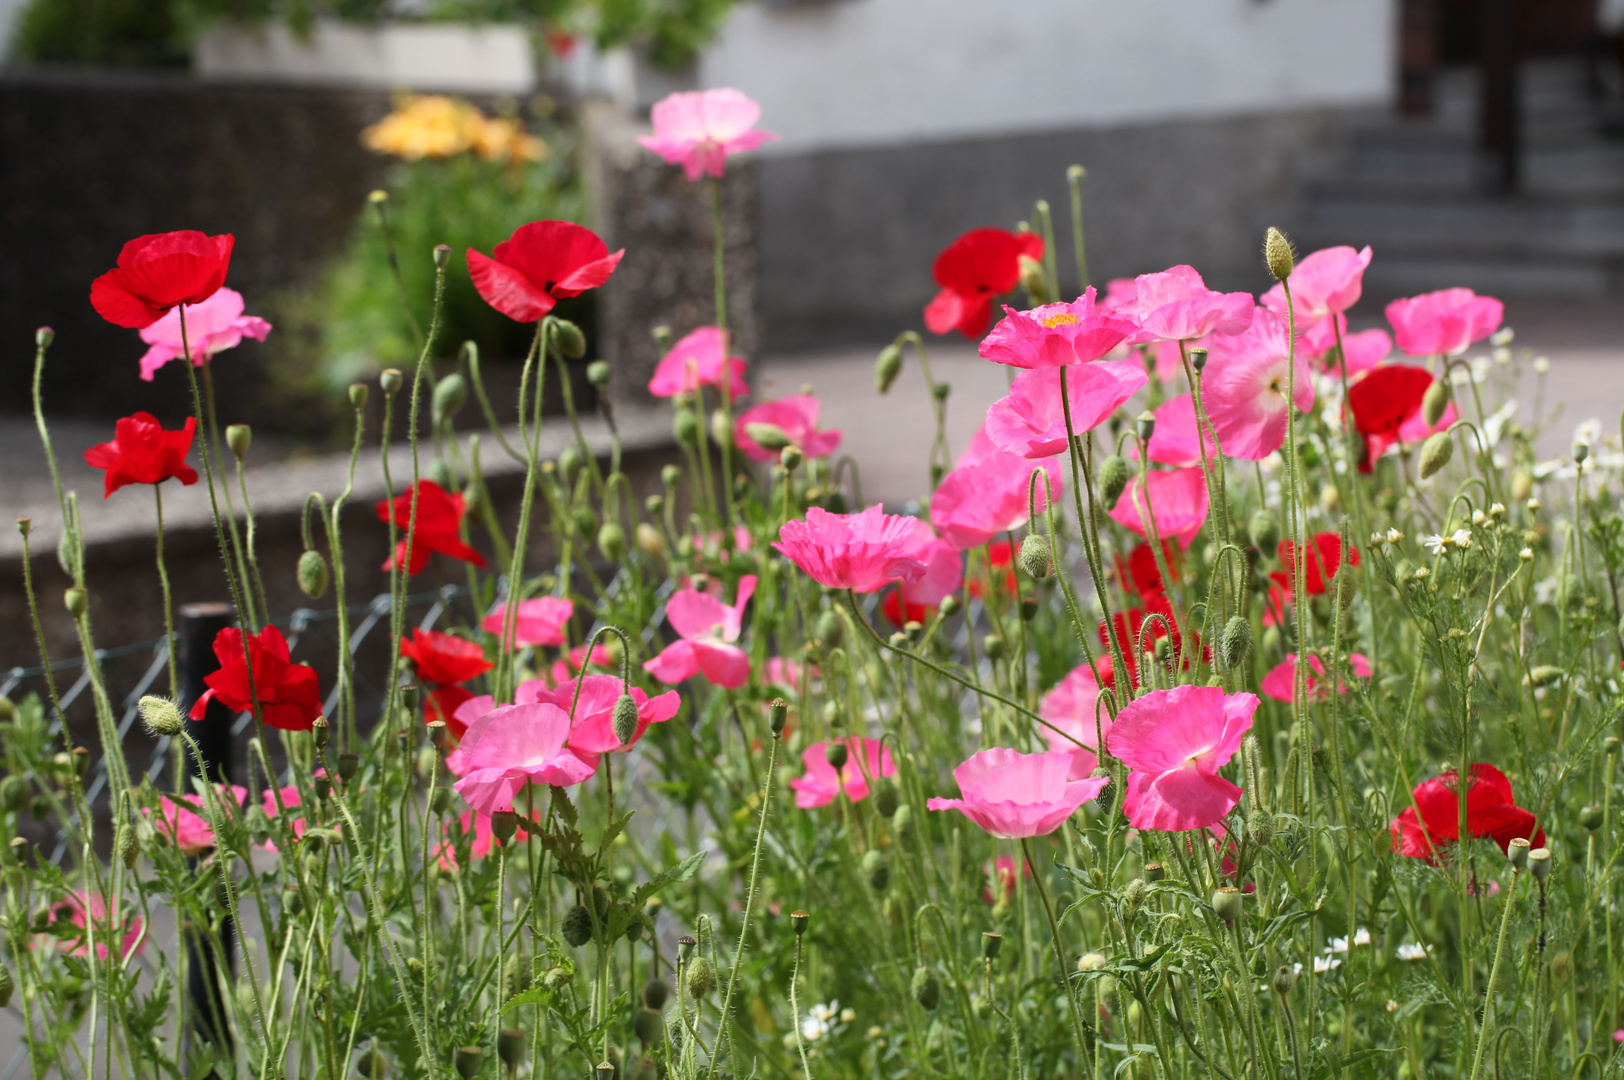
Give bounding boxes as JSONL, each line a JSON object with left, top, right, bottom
{"left": 931, "top": 426, "right": 1064, "bottom": 551}
{"left": 1260, "top": 652, "right": 1373, "bottom": 703}
{"left": 644, "top": 575, "right": 756, "bottom": 689}
{"left": 1108, "top": 466, "right": 1208, "bottom": 548}
{"left": 1139, "top": 393, "right": 1217, "bottom": 467}
{"left": 1385, "top": 288, "right": 1504, "bottom": 357}
{"left": 978, "top": 288, "right": 1141, "bottom": 369}
{"left": 1039, "top": 664, "right": 1111, "bottom": 780}
{"left": 451, "top": 702, "right": 598, "bottom": 814}
{"left": 1105, "top": 685, "right": 1258, "bottom": 832}
{"left": 1303, "top": 320, "right": 1391, "bottom": 378}
{"left": 1261, "top": 245, "right": 1372, "bottom": 328}
{"left": 856, "top": 517, "right": 963, "bottom": 627}
{"left": 1199, "top": 308, "right": 1315, "bottom": 461}
{"left": 1100, "top": 277, "right": 1138, "bottom": 311}
{"left": 136, "top": 287, "right": 271, "bottom": 381}
{"left": 637, "top": 88, "right": 778, "bottom": 180}
{"left": 789, "top": 736, "right": 896, "bottom": 808}
{"left": 521, "top": 673, "right": 681, "bottom": 756}
{"left": 1122, "top": 264, "right": 1254, "bottom": 343}
{"left": 985, "top": 361, "right": 1147, "bottom": 459}
{"left": 774, "top": 505, "right": 928, "bottom": 590}
{"left": 734, "top": 394, "right": 842, "bottom": 463}
{"left": 648, "top": 326, "right": 749, "bottom": 401}
{"left": 481, "top": 596, "right": 574, "bottom": 649}
{"left": 259, "top": 780, "right": 322, "bottom": 852}
{"left": 927, "top": 748, "right": 1107, "bottom": 838}
{"left": 47, "top": 892, "right": 145, "bottom": 962}
{"left": 144, "top": 786, "right": 247, "bottom": 856}
{"left": 765, "top": 657, "right": 811, "bottom": 691}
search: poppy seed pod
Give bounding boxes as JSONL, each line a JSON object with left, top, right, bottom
{"left": 862, "top": 849, "right": 890, "bottom": 892}
{"left": 562, "top": 904, "right": 594, "bottom": 947}
{"left": 780, "top": 445, "right": 804, "bottom": 472}
{"left": 1263, "top": 227, "right": 1296, "bottom": 281}
{"left": 677, "top": 934, "right": 697, "bottom": 962}
{"left": 634, "top": 522, "right": 665, "bottom": 558}
{"left": 1419, "top": 431, "right": 1453, "bottom": 480}
{"left": 940, "top": 594, "right": 962, "bottom": 617}
{"left": 432, "top": 374, "right": 467, "bottom": 427}
{"left": 632, "top": 1007, "right": 664, "bottom": 1046}
{"left": 1573, "top": 441, "right": 1590, "bottom": 465}
{"left": 432, "top": 244, "right": 452, "bottom": 270}
{"left": 1091, "top": 766, "right": 1115, "bottom": 811}
{"left": 552, "top": 319, "right": 587, "bottom": 359}
{"left": 791, "top": 910, "right": 810, "bottom": 937}
{"left": 356, "top": 1050, "right": 387, "bottom": 1079}
{"left": 498, "top": 1030, "right": 526, "bottom": 1068}
{"left": 824, "top": 741, "right": 849, "bottom": 773}
{"left": 1507, "top": 837, "right": 1530, "bottom": 870}
{"left": 1144, "top": 862, "right": 1165, "bottom": 883}
{"left": 982, "top": 931, "right": 1003, "bottom": 960}
{"left": 872, "top": 775, "right": 899, "bottom": 818}
{"left": 587, "top": 360, "right": 611, "bottom": 388}
{"left": 138, "top": 695, "right": 185, "bottom": 737}
{"left": 612, "top": 693, "right": 640, "bottom": 746}
{"left": 1019, "top": 533, "right": 1052, "bottom": 578}
{"left": 1581, "top": 805, "right": 1604, "bottom": 832}
{"left": 70, "top": 747, "right": 90, "bottom": 776}
{"left": 337, "top": 753, "right": 360, "bottom": 783}
{"left": 1134, "top": 410, "right": 1156, "bottom": 444}
{"left": 380, "top": 368, "right": 403, "bottom": 396}
{"left": 1097, "top": 455, "right": 1131, "bottom": 510}
{"left": 815, "top": 610, "right": 844, "bottom": 650}
{"left": 297, "top": 548, "right": 330, "bottom": 599}
{"left": 1189, "top": 346, "right": 1209, "bottom": 374}
{"left": 875, "top": 343, "right": 903, "bottom": 394}
{"left": 1218, "top": 616, "right": 1252, "bottom": 671}
{"left": 491, "top": 810, "right": 519, "bottom": 845}
{"left": 911, "top": 966, "right": 941, "bottom": 1010}
{"left": 685, "top": 956, "right": 717, "bottom": 998}
{"left": 1212, "top": 886, "right": 1243, "bottom": 923}
{"left": 226, "top": 424, "right": 252, "bottom": 459}
{"left": 891, "top": 802, "right": 913, "bottom": 838}
{"left": 64, "top": 588, "right": 87, "bottom": 618}
{"left": 36, "top": 327, "right": 53, "bottom": 349}
{"left": 1422, "top": 380, "right": 1451, "bottom": 428}
{"left": 982, "top": 634, "right": 1007, "bottom": 660}
{"left": 349, "top": 382, "right": 369, "bottom": 409}
{"left": 768, "top": 698, "right": 788, "bottom": 737}
{"left": 453, "top": 1046, "right": 482, "bottom": 1080}
{"left": 598, "top": 522, "right": 627, "bottom": 562}
{"left": 1528, "top": 847, "right": 1552, "bottom": 880}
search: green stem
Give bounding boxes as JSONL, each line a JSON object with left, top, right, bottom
{"left": 1467, "top": 869, "right": 1520, "bottom": 1080}
{"left": 1022, "top": 837, "right": 1091, "bottom": 1072}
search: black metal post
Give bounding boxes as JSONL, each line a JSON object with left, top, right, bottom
{"left": 1479, "top": 0, "right": 1522, "bottom": 193}
{"left": 179, "top": 602, "right": 236, "bottom": 1054}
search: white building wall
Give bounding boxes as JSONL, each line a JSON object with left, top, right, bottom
{"left": 700, "top": 0, "right": 1395, "bottom": 151}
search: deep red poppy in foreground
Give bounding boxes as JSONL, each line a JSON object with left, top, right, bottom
{"left": 924, "top": 228, "right": 1044, "bottom": 340}
{"left": 83, "top": 413, "right": 199, "bottom": 498}
{"left": 401, "top": 628, "right": 494, "bottom": 726}
{"left": 376, "top": 480, "right": 488, "bottom": 575}
{"left": 190, "top": 625, "right": 323, "bottom": 731}
{"left": 467, "top": 220, "right": 623, "bottom": 323}
{"left": 90, "top": 231, "right": 235, "bottom": 329}
{"left": 1347, "top": 364, "right": 1434, "bottom": 471}
{"left": 1390, "top": 763, "right": 1543, "bottom": 861}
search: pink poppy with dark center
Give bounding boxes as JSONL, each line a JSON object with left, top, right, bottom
{"left": 790, "top": 736, "right": 895, "bottom": 808}
{"left": 734, "top": 394, "right": 842, "bottom": 463}
{"left": 1108, "top": 466, "right": 1209, "bottom": 548}
{"left": 481, "top": 596, "right": 573, "bottom": 649}
{"left": 1039, "top": 663, "right": 1112, "bottom": 780}
{"left": 648, "top": 327, "right": 749, "bottom": 401}
{"left": 927, "top": 748, "right": 1106, "bottom": 838}
{"left": 985, "top": 361, "right": 1147, "bottom": 459}
{"left": 931, "top": 426, "right": 1063, "bottom": 551}
{"left": 1122, "top": 264, "right": 1254, "bottom": 344}
{"left": 644, "top": 575, "right": 756, "bottom": 689}
{"left": 1385, "top": 287, "right": 1504, "bottom": 356}
{"left": 1260, "top": 653, "right": 1373, "bottom": 702}
{"left": 1105, "top": 684, "right": 1257, "bottom": 832}
{"left": 452, "top": 702, "right": 597, "bottom": 814}
{"left": 137, "top": 287, "right": 271, "bottom": 381}
{"left": 637, "top": 88, "right": 777, "bottom": 180}
{"left": 978, "top": 288, "right": 1141, "bottom": 369}
{"left": 1199, "top": 307, "right": 1315, "bottom": 461}
{"left": 774, "top": 505, "right": 927, "bottom": 590}
{"left": 1261, "top": 245, "right": 1372, "bottom": 328}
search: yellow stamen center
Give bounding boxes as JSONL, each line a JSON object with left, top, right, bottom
{"left": 1041, "top": 313, "right": 1080, "bottom": 329}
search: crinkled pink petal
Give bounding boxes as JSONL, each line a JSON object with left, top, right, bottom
{"left": 665, "top": 589, "right": 730, "bottom": 640}
{"left": 1126, "top": 265, "right": 1255, "bottom": 342}
{"left": 931, "top": 435, "right": 1063, "bottom": 551}
{"left": 137, "top": 287, "right": 271, "bottom": 380}
{"left": 985, "top": 361, "right": 1147, "bottom": 458}
{"left": 790, "top": 737, "right": 894, "bottom": 808}
{"left": 979, "top": 288, "right": 1142, "bottom": 369}
{"left": 1385, "top": 288, "right": 1504, "bottom": 357}
{"left": 1141, "top": 393, "right": 1217, "bottom": 467}
{"left": 645, "top": 641, "right": 703, "bottom": 685}
{"left": 481, "top": 596, "right": 573, "bottom": 649}
{"left": 773, "top": 505, "right": 929, "bottom": 589}
{"left": 1122, "top": 767, "right": 1243, "bottom": 832}
{"left": 734, "top": 394, "right": 841, "bottom": 463}
{"left": 926, "top": 747, "right": 1105, "bottom": 838}
{"left": 1108, "top": 467, "right": 1208, "bottom": 548}
{"left": 690, "top": 640, "right": 752, "bottom": 689}
{"left": 649, "top": 327, "right": 749, "bottom": 400}
{"left": 1106, "top": 685, "right": 1257, "bottom": 774}
{"left": 638, "top": 89, "right": 778, "bottom": 180}
{"left": 1261, "top": 245, "right": 1373, "bottom": 324}
{"left": 1199, "top": 308, "right": 1315, "bottom": 461}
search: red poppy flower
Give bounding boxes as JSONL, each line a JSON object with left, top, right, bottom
{"left": 83, "top": 413, "right": 199, "bottom": 498}
{"left": 1264, "top": 533, "right": 1358, "bottom": 625}
{"left": 1347, "top": 365, "right": 1433, "bottom": 472}
{"left": 376, "top": 480, "right": 488, "bottom": 575}
{"left": 882, "top": 588, "right": 931, "bottom": 628}
{"left": 90, "top": 231, "right": 235, "bottom": 329}
{"left": 1098, "top": 592, "right": 1183, "bottom": 687}
{"left": 189, "top": 625, "right": 322, "bottom": 732}
{"left": 401, "top": 628, "right": 493, "bottom": 726}
{"left": 467, "top": 220, "right": 623, "bottom": 323}
{"left": 1390, "top": 763, "right": 1543, "bottom": 862}
{"left": 924, "top": 228, "right": 1044, "bottom": 340}
{"left": 1114, "top": 540, "right": 1178, "bottom": 601}
{"left": 967, "top": 540, "right": 1018, "bottom": 599}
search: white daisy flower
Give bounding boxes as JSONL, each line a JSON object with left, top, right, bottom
{"left": 1395, "top": 942, "right": 1431, "bottom": 962}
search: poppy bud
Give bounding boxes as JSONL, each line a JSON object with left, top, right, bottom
{"left": 562, "top": 904, "right": 594, "bottom": 947}
{"left": 1272, "top": 965, "right": 1297, "bottom": 996}
{"left": 138, "top": 695, "right": 185, "bottom": 737}
{"left": 1419, "top": 431, "right": 1453, "bottom": 480}
{"left": 552, "top": 319, "right": 587, "bottom": 359}
{"left": 29, "top": 795, "right": 50, "bottom": 821}
{"left": 425, "top": 719, "right": 448, "bottom": 749}
{"left": 745, "top": 422, "right": 792, "bottom": 452}
{"left": 1248, "top": 509, "right": 1278, "bottom": 552}
{"left": 0, "top": 776, "right": 27, "bottom": 814}
{"left": 651, "top": 324, "right": 673, "bottom": 350}
{"left": 940, "top": 594, "right": 962, "bottom": 617}
{"left": 673, "top": 408, "right": 700, "bottom": 447}
{"left": 1090, "top": 766, "right": 1114, "bottom": 811}
{"left": 453, "top": 1046, "right": 482, "bottom": 1080}
{"left": 1144, "top": 862, "right": 1165, "bottom": 883}
{"left": 432, "top": 374, "right": 467, "bottom": 427}
{"left": 824, "top": 741, "right": 849, "bottom": 773}
{"left": 70, "top": 747, "right": 89, "bottom": 776}
{"left": 36, "top": 327, "right": 53, "bottom": 349}
{"left": 226, "top": 424, "right": 252, "bottom": 460}
{"left": 875, "top": 343, "right": 903, "bottom": 394}
{"left": 1421, "top": 380, "right": 1450, "bottom": 428}
{"left": 1019, "top": 533, "right": 1052, "bottom": 578}
{"left": 491, "top": 810, "right": 519, "bottom": 845}
{"left": 685, "top": 956, "right": 717, "bottom": 998}
{"left": 872, "top": 775, "right": 899, "bottom": 818}
{"left": 1247, "top": 809, "right": 1274, "bottom": 848}
{"left": 498, "top": 1030, "right": 526, "bottom": 1069}
{"left": 355, "top": 1047, "right": 387, "bottom": 1077}
{"left": 768, "top": 698, "right": 788, "bottom": 737}
{"left": 931, "top": 381, "right": 951, "bottom": 402}
{"left": 1214, "top": 616, "right": 1251, "bottom": 671}
{"left": 612, "top": 693, "right": 640, "bottom": 746}
{"left": 632, "top": 1006, "right": 664, "bottom": 1047}
{"left": 1133, "top": 411, "right": 1156, "bottom": 444}
{"left": 297, "top": 549, "right": 330, "bottom": 599}
{"left": 774, "top": 445, "right": 803, "bottom": 474}
{"left": 1189, "top": 347, "right": 1209, "bottom": 374}
{"left": 380, "top": 369, "right": 403, "bottom": 396}
{"left": 0, "top": 963, "right": 13, "bottom": 1009}
{"left": 598, "top": 522, "right": 627, "bottom": 561}
{"left": 982, "top": 931, "right": 1003, "bottom": 960}
{"left": 1018, "top": 254, "right": 1049, "bottom": 306}
{"left": 63, "top": 588, "right": 87, "bottom": 618}
{"left": 1263, "top": 227, "right": 1296, "bottom": 281}
{"left": 631, "top": 521, "right": 665, "bottom": 560}
{"left": 815, "top": 610, "right": 844, "bottom": 650}
{"left": 1581, "top": 805, "right": 1604, "bottom": 832}
{"left": 310, "top": 715, "right": 330, "bottom": 749}
{"left": 1528, "top": 847, "right": 1552, "bottom": 880}
{"left": 982, "top": 634, "right": 1006, "bottom": 660}
{"left": 337, "top": 753, "right": 360, "bottom": 783}
{"left": 587, "top": 360, "right": 611, "bottom": 387}
{"left": 430, "top": 787, "right": 451, "bottom": 814}
{"left": 349, "top": 382, "right": 369, "bottom": 409}
{"left": 709, "top": 409, "right": 733, "bottom": 450}
{"left": 433, "top": 244, "right": 452, "bottom": 270}
{"left": 862, "top": 849, "right": 890, "bottom": 892}
{"left": 911, "top": 967, "right": 941, "bottom": 1010}
{"left": 116, "top": 816, "right": 139, "bottom": 869}
{"left": 1526, "top": 666, "right": 1564, "bottom": 689}
{"left": 1507, "top": 837, "right": 1530, "bottom": 870}
{"left": 0, "top": 697, "right": 13, "bottom": 724}
{"left": 1097, "top": 455, "right": 1131, "bottom": 510}
{"left": 1211, "top": 886, "right": 1243, "bottom": 923}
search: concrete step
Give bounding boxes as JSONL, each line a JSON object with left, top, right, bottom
{"left": 1297, "top": 193, "right": 1624, "bottom": 257}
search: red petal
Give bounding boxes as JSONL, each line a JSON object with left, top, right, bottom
{"left": 90, "top": 271, "right": 166, "bottom": 329}
{"left": 467, "top": 248, "right": 555, "bottom": 323}
{"left": 551, "top": 249, "right": 624, "bottom": 297}
{"left": 1347, "top": 365, "right": 1433, "bottom": 437}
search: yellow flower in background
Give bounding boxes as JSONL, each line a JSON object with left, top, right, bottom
{"left": 362, "top": 95, "right": 547, "bottom": 163}
{"left": 469, "top": 115, "right": 548, "bottom": 163}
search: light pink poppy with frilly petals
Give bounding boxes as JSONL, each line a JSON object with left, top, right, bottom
{"left": 137, "top": 287, "right": 271, "bottom": 381}
{"left": 774, "top": 506, "right": 927, "bottom": 590}
{"left": 1200, "top": 307, "right": 1315, "bottom": 461}
{"left": 452, "top": 702, "right": 598, "bottom": 814}
{"left": 523, "top": 673, "right": 682, "bottom": 755}
{"left": 1124, "top": 265, "right": 1254, "bottom": 344}
{"left": 146, "top": 786, "right": 247, "bottom": 856}
{"left": 648, "top": 327, "right": 749, "bottom": 401}
{"left": 790, "top": 736, "right": 896, "bottom": 808}
{"left": 637, "top": 88, "right": 778, "bottom": 180}
{"left": 855, "top": 517, "right": 963, "bottom": 609}
{"left": 481, "top": 595, "right": 573, "bottom": 649}
{"left": 1260, "top": 652, "right": 1373, "bottom": 703}
{"left": 643, "top": 575, "right": 757, "bottom": 689}
{"left": 1261, "top": 245, "right": 1373, "bottom": 328}
{"left": 927, "top": 747, "right": 1107, "bottom": 838}
{"left": 48, "top": 892, "right": 145, "bottom": 962}
{"left": 1108, "top": 466, "right": 1208, "bottom": 548}
{"left": 1106, "top": 684, "right": 1257, "bottom": 832}
{"left": 986, "top": 361, "right": 1147, "bottom": 459}
{"left": 1301, "top": 317, "right": 1393, "bottom": 378}
{"left": 1136, "top": 393, "right": 1218, "bottom": 468}
{"left": 979, "top": 288, "right": 1142, "bottom": 369}
{"left": 734, "top": 394, "right": 842, "bottom": 463}
{"left": 1040, "top": 665, "right": 1112, "bottom": 780}
{"left": 1385, "top": 288, "right": 1504, "bottom": 357}
{"left": 932, "top": 426, "right": 1063, "bottom": 551}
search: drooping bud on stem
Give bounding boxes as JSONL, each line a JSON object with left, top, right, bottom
{"left": 63, "top": 588, "right": 87, "bottom": 618}
{"left": 1097, "top": 455, "right": 1131, "bottom": 510}
{"left": 911, "top": 966, "right": 941, "bottom": 1010}
{"left": 874, "top": 343, "right": 903, "bottom": 394}
{"left": 1219, "top": 616, "right": 1252, "bottom": 671}
{"left": 138, "top": 695, "right": 185, "bottom": 737}
{"left": 1272, "top": 965, "right": 1297, "bottom": 996}
{"left": 1019, "top": 533, "right": 1052, "bottom": 578}
{"left": 297, "top": 549, "right": 329, "bottom": 599}
{"left": 586, "top": 360, "right": 611, "bottom": 387}
{"left": 432, "top": 374, "right": 467, "bottom": 426}
{"left": 1422, "top": 380, "right": 1450, "bottom": 428}
{"left": 824, "top": 741, "right": 849, "bottom": 773}
{"left": 552, "top": 319, "right": 587, "bottom": 359}
{"left": 612, "top": 693, "right": 639, "bottom": 746}
{"left": 1248, "top": 509, "right": 1278, "bottom": 552}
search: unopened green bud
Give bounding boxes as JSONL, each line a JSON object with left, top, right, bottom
{"left": 1247, "top": 810, "right": 1275, "bottom": 848}
{"left": 552, "top": 319, "right": 587, "bottom": 359}
{"left": 612, "top": 693, "right": 640, "bottom": 746}
{"left": 643, "top": 978, "right": 670, "bottom": 1010}
{"left": 708, "top": 408, "right": 733, "bottom": 451}
{"left": 982, "top": 634, "right": 1006, "bottom": 660}
{"left": 1419, "top": 431, "right": 1453, "bottom": 480}
{"left": 297, "top": 548, "right": 329, "bottom": 599}
{"left": 1098, "top": 455, "right": 1131, "bottom": 510}
{"left": 562, "top": 904, "right": 594, "bottom": 947}
{"left": 673, "top": 409, "right": 700, "bottom": 447}
{"left": 586, "top": 360, "right": 611, "bottom": 387}
{"left": 0, "top": 963, "right": 14, "bottom": 1008}
{"left": 891, "top": 802, "right": 912, "bottom": 838}
{"left": 780, "top": 445, "right": 804, "bottom": 471}
{"left": 1263, "top": 227, "right": 1296, "bottom": 281}
{"left": 0, "top": 776, "right": 27, "bottom": 813}
{"left": 824, "top": 741, "right": 849, "bottom": 773}
{"left": 432, "top": 374, "right": 467, "bottom": 427}
{"left": 1272, "top": 965, "right": 1297, "bottom": 996}
{"left": 815, "top": 610, "right": 844, "bottom": 649}
{"left": 875, "top": 343, "right": 903, "bottom": 394}
{"left": 453, "top": 1046, "right": 482, "bottom": 1080}
{"left": 1581, "top": 805, "right": 1604, "bottom": 832}
{"left": 336, "top": 753, "right": 360, "bottom": 783}
{"left": 429, "top": 787, "right": 451, "bottom": 814}
{"left": 1135, "top": 410, "right": 1156, "bottom": 443}
{"left": 862, "top": 849, "right": 890, "bottom": 892}
{"left": 911, "top": 966, "right": 941, "bottom": 1010}
{"left": 226, "top": 424, "right": 252, "bottom": 459}
{"left": 138, "top": 695, "right": 186, "bottom": 737}
{"left": 872, "top": 775, "right": 899, "bottom": 818}
{"left": 1218, "top": 616, "right": 1251, "bottom": 671}
{"left": 1527, "top": 665, "right": 1564, "bottom": 689}
{"left": 1248, "top": 509, "right": 1278, "bottom": 552}
{"left": 685, "top": 956, "right": 717, "bottom": 998}
{"left": 64, "top": 588, "right": 87, "bottom": 618}
{"left": 598, "top": 522, "right": 627, "bottom": 561}
{"left": 1019, "top": 533, "right": 1052, "bottom": 578}
{"left": 1019, "top": 254, "right": 1049, "bottom": 305}
{"left": 1189, "top": 347, "right": 1209, "bottom": 373}
{"left": 35, "top": 327, "right": 53, "bottom": 349}
{"left": 632, "top": 1007, "right": 663, "bottom": 1046}
{"left": 745, "top": 422, "right": 792, "bottom": 452}
{"left": 1422, "top": 380, "right": 1450, "bottom": 428}
{"left": 349, "top": 382, "right": 369, "bottom": 409}
{"left": 0, "top": 697, "right": 13, "bottom": 724}
{"left": 1574, "top": 441, "right": 1590, "bottom": 465}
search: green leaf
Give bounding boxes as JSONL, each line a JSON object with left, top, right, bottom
{"left": 631, "top": 850, "right": 706, "bottom": 907}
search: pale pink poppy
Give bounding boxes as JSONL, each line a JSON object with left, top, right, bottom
{"left": 1105, "top": 684, "right": 1257, "bottom": 832}
{"left": 764, "top": 657, "right": 811, "bottom": 691}
{"left": 1100, "top": 277, "right": 1138, "bottom": 311}
{"left": 262, "top": 778, "right": 338, "bottom": 853}
{"left": 774, "top": 505, "right": 927, "bottom": 590}
{"left": 137, "top": 287, "right": 271, "bottom": 381}
{"left": 1039, "top": 664, "right": 1112, "bottom": 780}
{"left": 1303, "top": 321, "right": 1392, "bottom": 378}
{"left": 648, "top": 327, "right": 749, "bottom": 401}
{"left": 1199, "top": 308, "right": 1315, "bottom": 461}
{"left": 789, "top": 736, "right": 895, "bottom": 808}
{"left": 1261, "top": 245, "right": 1372, "bottom": 328}
{"left": 547, "top": 642, "right": 614, "bottom": 688}
{"left": 927, "top": 747, "right": 1107, "bottom": 838}
{"left": 47, "top": 892, "right": 145, "bottom": 962}
{"left": 978, "top": 288, "right": 1141, "bottom": 369}
{"left": 1138, "top": 393, "right": 1217, "bottom": 468}
{"left": 1152, "top": 339, "right": 1195, "bottom": 381}
{"left": 481, "top": 595, "right": 573, "bottom": 649}
{"left": 1108, "top": 466, "right": 1209, "bottom": 548}
{"left": 855, "top": 517, "right": 964, "bottom": 614}
{"left": 145, "top": 786, "right": 247, "bottom": 855}
{"left": 644, "top": 575, "right": 757, "bottom": 689}
{"left": 637, "top": 88, "right": 778, "bottom": 181}
{"left": 1123, "top": 265, "right": 1254, "bottom": 344}
{"left": 432, "top": 807, "right": 545, "bottom": 869}
{"left": 452, "top": 702, "right": 597, "bottom": 814}
{"left": 985, "top": 361, "right": 1147, "bottom": 459}
{"left": 1260, "top": 652, "right": 1373, "bottom": 703}
{"left": 1385, "top": 288, "right": 1504, "bottom": 356}
{"left": 522, "top": 673, "right": 681, "bottom": 755}
{"left": 1395, "top": 391, "right": 1457, "bottom": 446}
{"left": 733, "top": 394, "right": 842, "bottom": 463}
{"left": 931, "top": 426, "right": 1063, "bottom": 551}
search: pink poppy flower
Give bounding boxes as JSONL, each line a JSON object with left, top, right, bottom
{"left": 1108, "top": 466, "right": 1209, "bottom": 548}
{"left": 145, "top": 786, "right": 247, "bottom": 856}
{"left": 1199, "top": 307, "right": 1315, "bottom": 461}
{"left": 136, "top": 286, "right": 272, "bottom": 382}
{"left": 931, "top": 427, "right": 1063, "bottom": 551}
{"left": 1039, "top": 664, "right": 1112, "bottom": 780}
{"left": 983, "top": 854, "right": 1029, "bottom": 903}
{"left": 644, "top": 575, "right": 757, "bottom": 689}
{"left": 547, "top": 642, "right": 615, "bottom": 688}
{"left": 522, "top": 673, "right": 682, "bottom": 755}
{"left": 1261, "top": 245, "right": 1372, "bottom": 327}
{"left": 452, "top": 702, "right": 598, "bottom": 814}
{"left": 978, "top": 288, "right": 1141, "bottom": 369}
{"left": 1139, "top": 393, "right": 1217, "bottom": 467}
{"left": 1385, "top": 288, "right": 1504, "bottom": 356}
{"left": 764, "top": 657, "right": 812, "bottom": 691}
{"left": 1260, "top": 652, "right": 1373, "bottom": 703}
{"left": 637, "top": 88, "right": 778, "bottom": 180}
{"left": 985, "top": 361, "right": 1148, "bottom": 459}
{"left": 648, "top": 327, "right": 749, "bottom": 401}
{"left": 855, "top": 517, "right": 962, "bottom": 606}
{"left": 734, "top": 394, "right": 842, "bottom": 463}
{"left": 927, "top": 748, "right": 1107, "bottom": 838}
{"left": 1104, "top": 685, "right": 1257, "bottom": 832}
{"left": 789, "top": 736, "right": 895, "bottom": 808}
{"left": 1100, "top": 277, "right": 1138, "bottom": 311}
{"left": 774, "top": 505, "right": 928, "bottom": 590}
{"left": 481, "top": 596, "right": 573, "bottom": 649}
{"left": 1321, "top": 326, "right": 1392, "bottom": 378}
{"left": 1122, "top": 264, "right": 1254, "bottom": 343}
{"left": 433, "top": 808, "right": 543, "bottom": 869}
{"left": 259, "top": 781, "right": 324, "bottom": 852}
{"left": 46, "top": 893, "right": 144, "bottom": 962}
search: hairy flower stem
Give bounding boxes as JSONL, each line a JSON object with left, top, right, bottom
{"left": 1057, "top": 365, "right": 1131, "bottom": 688}
{"left": 1067, "top": 165, "right": 1090, "bottom": 288}
{"left": 497, "top": 323, "right": 548, "bottom": 703}
{"left": 788, "top": 936, "right": 814, "bottom": 1080}
{"left": 1467, "top": 869, "right": 1520, "bottom": 1080}
{"left": 710, "top": 175, "right": 739, "bottom": 535}
{"left": 1022, "top": 837, "right": 1092, "bottom": 1072}
{"left": 153, "top": 484, "right": 182, "bottom": 781}
{"left": 30, "top": 335, "right": 77, "bottom": 583}
{"left": 17, "top": 524, "right": 67, "bottom": 738}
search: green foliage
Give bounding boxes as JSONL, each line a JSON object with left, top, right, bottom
{"left": 13, "top": 0, "right": 188, "bottom": 67}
